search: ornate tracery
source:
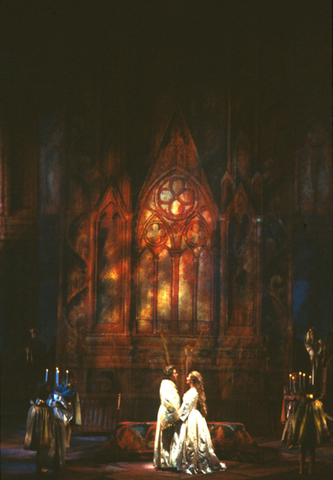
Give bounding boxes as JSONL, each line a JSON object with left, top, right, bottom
{"left": 90, "top": 183, "right": 132, "bottom": 334}
{"left": 137, "top": 171, "right": 216, "bottom": 335}
{"left": 135, "top": 114, "right": 219, "bottom": 335}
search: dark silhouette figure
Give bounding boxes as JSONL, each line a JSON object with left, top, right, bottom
{"left": 292, "top": 384, "right": 329, "bottom": 475}
{"left": 24, "top": 328, "right": 48, "bottom": 400}
{"left": 292, "top": 327, "right": 311, "bottom": 374}
{"left": 304, "top": 327, "right": 323, "bottom": 397}
{"left": 321, "top": 329, "right": 333, "bottom": 419}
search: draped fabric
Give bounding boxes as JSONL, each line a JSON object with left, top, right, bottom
{"left": 171, "top": 387, "right": 226, "bottom": 474}
{"left": 24, "top": 401, "right": 53, "bottom": 451}
{"left": 281, "top": 413, "right": 296, "bottom": 447}
{"left": 292, "top": 396, "right": 330, "bottom": 446}
{"left": 24, "top": 392, "right": 73, "bottom": 474}
{"left": 153, "top": 379, "right": 180, "bottom": 469}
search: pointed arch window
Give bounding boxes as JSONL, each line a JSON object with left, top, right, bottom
{"left": 220, "top": 185, "right": 262, "bottom": 336}
{"left": 136, "top": 168, "right": 218, "bottom": 335}
{"left": 96, "top": 206, "right": 123, "bottom": 326}
{"left": 92, "top": 184, "right": 132, "bottom": 334}
{"left": 227, "top": 209, "right": 254, "bottom": 327}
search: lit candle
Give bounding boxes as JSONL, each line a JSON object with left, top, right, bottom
{"left": 299, "top": 372, "right": 302, "bottom": 390}
{"left": 66, "top": 370, "right": 69, "bottom": 385}
{"left": 303, "top": 373, "right": 306, "bottom": 389}
{"left": 117, "top": 393, "right": 121, "bottom": 410}
{"left": 289, "top": 374, "right": 292, "bottom": 391}
{"left": 55, "top": 368, "right": 59, "bottom": 386}
{"left": 309, "top": 375, "right": 312, "bottom": 385}
{"left": 45, "top": 369, "right": 48, "bottom": 382}
{"left": 292, "top": 376, "right": 296, "bottom": 393}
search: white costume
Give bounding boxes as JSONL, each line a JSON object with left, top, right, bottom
{"left": 171, "top": 387, "right": 226, "bottom": 474}
{"left": 153, "top": 379, "right": 180, "bottom": 469}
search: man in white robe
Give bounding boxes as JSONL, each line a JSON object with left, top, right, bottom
{"left": 153, "top": 365, "right": 180, "bottom": 469}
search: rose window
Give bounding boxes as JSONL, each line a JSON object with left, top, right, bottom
{"left": 156, "top": 176, "right": 196, "bottom": 220}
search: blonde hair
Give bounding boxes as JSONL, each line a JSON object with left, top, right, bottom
{"left": 189, "top": 371, "right": 207, "bottom": 417}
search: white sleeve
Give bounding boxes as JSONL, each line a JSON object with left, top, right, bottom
{"left": 161, "top": 381, "right": 180, "bottom": 408}
{"left": 178, "top": 389, "right": 197, "bottom": 422}
{"left": 159, "top": 380, "right": 180, "bottom": 429}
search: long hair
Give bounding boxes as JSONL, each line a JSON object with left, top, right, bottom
{"left": 189, "top": 371, "right": 207, "bottom": 417}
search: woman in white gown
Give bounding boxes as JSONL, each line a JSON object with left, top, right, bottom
{"left": 171, "top": 371, "right": 226, "bottom": 474}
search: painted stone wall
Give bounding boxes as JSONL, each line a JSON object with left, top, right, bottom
{"left": 56, "top": 103, "right": 289, "bottom": 435}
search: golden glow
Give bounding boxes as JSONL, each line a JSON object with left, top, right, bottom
{"left": 97, "top": 209, "right": 123, "bottom": 324}
{"left": 138, "top": 249, "right": 154, "bottom": 320}
{"left": 171, "top": 199, "right": 182, "bottom": 215}
{"left": 157, "top": 250, "right": 172, "bottom": 321}
{"left": 179, "top": 250, "right": 193, "bottom": 321}
{"left": 102, "top": 269, "right": 120, "bottom": 281}
{"left": 160, "top": 189, "right": 173, "bottom": 202}
{"left": 197, "top": 249, "right": 211, "bottom": 321}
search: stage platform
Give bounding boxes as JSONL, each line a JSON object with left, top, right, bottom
{"left": 1, "top": 417, "right": 333, "bottom": 479}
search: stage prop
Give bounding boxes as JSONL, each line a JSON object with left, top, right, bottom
{"left": 96, "top": 421, "right": 280, "bottom": 464}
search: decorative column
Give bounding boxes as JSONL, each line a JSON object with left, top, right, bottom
{"left": 254, "top": 216, "right": 263, "bottom": 336}
{"left": 123, "top": 213, "right": 132, "bottom": 334}
{"left": 219, "top": 214, "right": 227, "bottom": 337}
{"left": 153, "top": 256, "right": 159, "bottom": 334}
{"left": 170, "top": 250, "right": 182, "bottom": 333}
{"left": 192, "top": 256, "right": 199, "bottom": 334}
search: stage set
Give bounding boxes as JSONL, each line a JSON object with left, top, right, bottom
{"left": 1, "top": 0, "right": 332, "bottom": 478}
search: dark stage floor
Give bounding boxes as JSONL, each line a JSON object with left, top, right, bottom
{"left": 1, "top": 416, "right": 333, "bottom": 480}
